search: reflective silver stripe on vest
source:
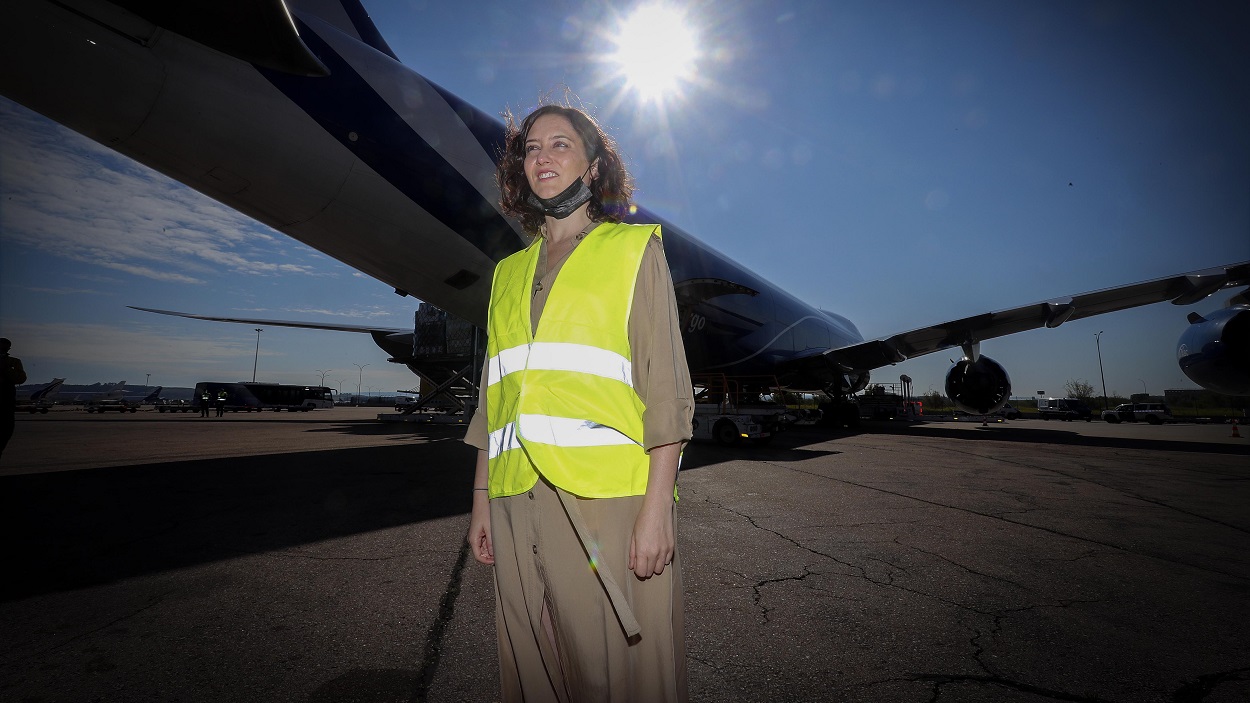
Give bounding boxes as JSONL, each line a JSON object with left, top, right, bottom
{"left": 488, "top": 421, "right": 522, "bottom": 460}
{"left": 519, "top": 414, "right": 639, "bottom": 448}
{"left": 486, "top": 342, "right": 632, "bottom": 387}
{"left": 487, "top": 415, "right": 639, "bottom": 459}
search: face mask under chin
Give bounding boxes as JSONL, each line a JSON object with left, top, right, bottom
{"left": 528, "top": 165, "right": 594, "bottom": 219}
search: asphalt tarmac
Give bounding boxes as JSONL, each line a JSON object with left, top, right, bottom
{"left": 1, "top": 408, "right": 1247, "bottom": 702}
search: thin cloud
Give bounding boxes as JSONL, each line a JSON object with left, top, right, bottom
{"left": 287, "top": 307, "right": 402, "bottom": 320}
{"left": 0, "top": 98, "right": 322, "bottom": 283}
{"left": 25, "top": 287, "right": 102, "bottom": 296}
{"left": 5, "top": 320, "right": 260, "bottom": 368}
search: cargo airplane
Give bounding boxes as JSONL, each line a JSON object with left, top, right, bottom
{"left": 3, "top": 0, "right": 1247, "bottom": 419}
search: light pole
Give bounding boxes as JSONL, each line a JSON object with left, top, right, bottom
{"left": 316, "top": 369, "right": 332, "bottom": 385}
{"left": 252, "top": 328, "right": 263, "bottom": 382}
{"left": 353, "top": 363, "right": 370, "bottom": 405}
{"left": 1095, "top": 331, "right": 1108, "bottom": 412}
{"left": 146, "top": 373, "right": 151, "bottom": 390}
{"left": 1138, "top": 378, "right": 1147, "bottom": 399}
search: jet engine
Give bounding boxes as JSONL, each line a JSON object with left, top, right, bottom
{"left": 1177, "top": 305, "right": 1250, "bottom": 396}
{"left": 945, "top": 354, "right": 1012, "bottom": 415}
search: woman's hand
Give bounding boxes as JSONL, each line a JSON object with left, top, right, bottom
{"left": 468, "top": 492, "right": 494, "bottom": 565}
{"left": 467, "top": 449, "right": 494, "bottom": 565}
{"left": 629, "top": 441, "right": 681, "bottom": 579}
{"left": 629, "top": 499, "right": 674, "bottom": 579}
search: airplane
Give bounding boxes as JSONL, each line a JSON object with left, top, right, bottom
{"left": 15, "top": 377, "right": 66, "bottom": 414}
{"left": 2, "top": 0, "right": 1247, "bottom": 422}
{"left": 74, "top": 383, "right": 163, "bottom": 411}
{"left": 73, "top": 381, "right": 128, "bottom": 405}
{"left": 137, "top": 387, "right": 164, "bottom": 405}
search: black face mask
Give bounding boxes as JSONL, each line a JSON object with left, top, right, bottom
{"left": 527, "top": 163, "right": 594, "bottom": 219}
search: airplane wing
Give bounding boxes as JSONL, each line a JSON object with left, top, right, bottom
{"left": 128, "top": 306, "right": 420, "bottom": 367}
{"left": 820, "top": 261, "right": 1250, "bottom": 372}
{"left": 128, "top": 307, "right": 409, "bottom": 335}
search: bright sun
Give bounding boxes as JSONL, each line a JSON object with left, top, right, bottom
{"left": 608, "top": 5, "right": 700, "bottom": 103}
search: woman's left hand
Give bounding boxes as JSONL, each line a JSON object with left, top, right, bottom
{"left": 629, "top": 499, "right": 674, "bottom": 579}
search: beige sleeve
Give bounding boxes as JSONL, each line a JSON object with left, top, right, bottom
{"left": 463, "top": 361, "right": 490, "bottom": 450}
{"left": 630, "top": 236, "right": 694, "bottom": 451}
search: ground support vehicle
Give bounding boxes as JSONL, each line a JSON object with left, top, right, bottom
{"left": 691, "top": 375, "right": 789, "bottom": 446}
{"left": 394, "top": 393, "right": 418, "bottom": 412}
{"left": 154, "top": 399, "right": 194, "bottom": 413}
{"left": 376, "top": 303, "right": 480, "bottom": 425}
{"left": 1101, "top": 402, "right": 1174, "bottom": 424}
{"left": 85, "top": 399, "right": 138, "bottom": 413}
{"left": 1037, "top": 397, "right": 1093, "bottom": 421}
{"left": 993, "top": 402, "right": 1022, "bottom": 420}
{"left": 856, "top": 384, "right": 923, "bottom": 421}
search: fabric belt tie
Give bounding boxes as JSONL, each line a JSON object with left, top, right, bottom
{"left": 552, "top": 486, "right": 642, "bottom": 639}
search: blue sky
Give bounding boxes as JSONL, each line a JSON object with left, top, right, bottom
{"left": 2, "top": 0, "right": 1247, "bottom": 401}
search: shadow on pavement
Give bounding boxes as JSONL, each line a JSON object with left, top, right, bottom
{"left": 0, "top": 440, "right": 477, "bottom": 602}
{"left": 854, "top": 421, "right": 1250, "bottom": 455}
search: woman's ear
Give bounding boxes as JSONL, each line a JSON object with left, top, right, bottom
{"left": 590, "top": 157, "right": 600, "bottom": 182}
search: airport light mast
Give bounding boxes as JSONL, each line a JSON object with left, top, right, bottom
{"left": 316, "top": 369, "right": 332, "bottom": 385}
{"left": 1095, "top": 331, "right": 1108, "bottom": 412}
{"left": 353, "top": 363, "right": 370, "bottom": 406}
{"left": 252, "top": 328, "right": 263, "bottom": 382}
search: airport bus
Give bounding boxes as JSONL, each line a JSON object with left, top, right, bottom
{"left": 192, "top": 382, "right": 335, "bottom": 412}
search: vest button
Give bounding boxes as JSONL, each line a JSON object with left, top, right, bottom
{"left": 528, "top": 491, "right": 534, "bottom": 500}
{"left": 532, "top": 545, "right": 538, "bottom": 554}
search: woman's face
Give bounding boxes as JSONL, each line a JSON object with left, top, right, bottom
{"left": 524, "top": 113, "right": 596, "bottom": 200}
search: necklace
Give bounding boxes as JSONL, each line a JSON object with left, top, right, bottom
{"left": 535, "top": 220, "right": 601, "bottom": 293}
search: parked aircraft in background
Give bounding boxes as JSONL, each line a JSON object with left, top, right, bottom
{"left": 3, "top": 0, "right": 1247, "bottom": 417}
{"left": 72, "top": 381, "right": 128, "bottom": 405}
{"left": 137, "top": 387, "right": 163, "bottom": 405}
{"left": 15, "top": 378, "right": 66, "bottom": 414}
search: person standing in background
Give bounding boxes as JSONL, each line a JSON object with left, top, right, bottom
{"left": 1, "top": 338, "right": 29, "bottom": 459}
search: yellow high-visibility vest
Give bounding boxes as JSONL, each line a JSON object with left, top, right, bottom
{"left": 485, "top": 222, "right": 658, "bottom": 498}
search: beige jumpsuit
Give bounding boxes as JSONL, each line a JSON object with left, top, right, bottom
{"left": 465, "top": 230, "right": 693, "bottom": 702}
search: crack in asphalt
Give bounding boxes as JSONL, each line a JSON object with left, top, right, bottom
{"left": 875, "top": 438, "right": 1250, "bottom": 538}
{"left": 772, "top": 459, "right": 1250, "bottom": 582}
{"left": 702, "top": 496, "right": 1009, "bottom": 619}
{"left": 687, "top": 439, "right": 1245, "bottom": 702}
{"left": 698, "top": 494, "right": 1119, "bottom": 703}
{"left": 411, "top": 540, "right": 470, "bottom": 703}
{"left": 1170, "top": 666, "right": 1250, "bottom": 702}
{"left": 0, "top": 589, "right": 173, "bottom": 668}
{"left": 264, "top": 549, "right": 423, "bottom": 562}
{"left": 900, "top": 540, "right": 1031, "bottom": 590}
{"left": 913, "top": 672, "right": 1120, "bottom": 702}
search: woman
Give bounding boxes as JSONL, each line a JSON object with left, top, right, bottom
{"left": 464, "top": 103, "right": 693, "bottom": 702}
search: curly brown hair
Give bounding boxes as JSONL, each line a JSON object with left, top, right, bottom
{"left": 497, "top": 103, "right": 634, "bottom": 235}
